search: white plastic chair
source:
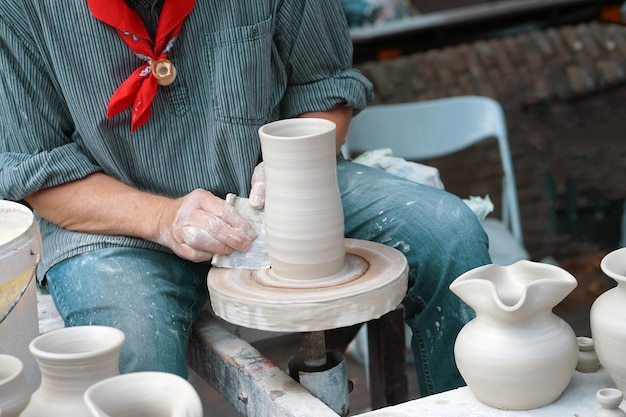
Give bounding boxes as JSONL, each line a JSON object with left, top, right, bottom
{"left": 343, "top": 95, "right": 528, "bottom": 265}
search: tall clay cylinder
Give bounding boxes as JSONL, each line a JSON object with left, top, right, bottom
{"left": 258, "top": 118, "right": 345, "bottom": 280}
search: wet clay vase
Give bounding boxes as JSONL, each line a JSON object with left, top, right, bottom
{"left": 258, "top": 118, "right": 345, "bottom": 280}
{"left": 20, "top": 325, "right": 125, "bottom": 417}
{"left": 590, "top": 247, "right": 626, "bottom": 394}
{"left": 449, "top": 260, "right": 578, "bottom": 410}
{"left": 0, "top": 354, "right": 31, "bottom": 417}
{"left": 84, "top": 372, "right": 203, "bottom": 417}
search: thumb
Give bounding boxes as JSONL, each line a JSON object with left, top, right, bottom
{"left": 249, "top": 162, "right": 265, "bottom": 209}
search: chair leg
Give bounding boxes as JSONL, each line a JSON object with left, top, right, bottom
{"left": 367, "top": 306, "right": 409, "bottom": 409}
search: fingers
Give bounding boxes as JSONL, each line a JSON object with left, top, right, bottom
{"left": 165, "top": 189, "right": 258, "bottom": 262}
{"left": 171, "top": 242, "right": 215, "bottom": 263}
{"left": 249, "top": 162, "right": 265, "bottom": 209}
{"left": 181, "top": 207, "right": 255, "bottom": 252}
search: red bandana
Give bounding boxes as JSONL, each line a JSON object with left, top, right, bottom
{"left": 87, "top": 0, "right": 195, "bottom": 132}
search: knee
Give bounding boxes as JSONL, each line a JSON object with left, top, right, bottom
{"left": 393, "top": 192, "right": 490, "bottom": 271}
{"left": 448, "top": 195, "right": 488, "bottom": 242}
{"left": 424, "top": 191, "right": 488, "bottom": 246}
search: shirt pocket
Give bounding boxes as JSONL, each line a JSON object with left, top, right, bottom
{"left": 205, "top": 16, "right": 274, "bottom": 124}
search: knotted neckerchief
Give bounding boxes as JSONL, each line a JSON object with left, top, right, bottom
{"left": 87, "top": 0, "right": 195, "bottom": 132}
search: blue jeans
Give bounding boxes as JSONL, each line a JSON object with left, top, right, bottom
{"left": 337, "top": 159, "right": 490, "bottom": 395}
{"left": 46, "top": 249, "right": 210, "bottom": 377}
{"left": 46, "top": 159, "right": 490, "bottom": 394}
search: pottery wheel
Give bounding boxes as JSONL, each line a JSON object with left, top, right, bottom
{"left": 207, "top": 238, "right": 408, "bottom": 332}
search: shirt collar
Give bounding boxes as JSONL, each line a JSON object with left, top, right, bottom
{"left": 126, "top": 0, "right": 163, "bottom": 11}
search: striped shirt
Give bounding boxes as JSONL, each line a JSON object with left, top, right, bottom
{"left": 0, "top": 0, "right": 373, "bottom": 278}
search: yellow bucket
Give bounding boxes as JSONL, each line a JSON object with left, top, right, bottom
{"left": 0, "top": 200, "right": 42, "bottom": 390}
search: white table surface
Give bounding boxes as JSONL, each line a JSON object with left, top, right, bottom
{"left": 38, "top": 290, "right": 619, "bottom": 417}
{"left": 358, "top": 367, "right": 617, "bottom": 417}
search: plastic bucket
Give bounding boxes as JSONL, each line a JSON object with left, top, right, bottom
{"left": 0, "top": 200, "right": 42, "bottom": 390}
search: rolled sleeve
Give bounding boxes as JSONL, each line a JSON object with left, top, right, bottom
{"left": 0, "top": 144, "right": 101, "bottom": 201}
{"left": 276, "top": 0, "right": 373, "bottom": 118}
{"left": 0, "top": 5, "right": 100, "bottom": 201}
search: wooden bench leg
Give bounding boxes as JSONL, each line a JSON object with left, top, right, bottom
{"left": 187, "top": 311, "right": 338, "bottom": 417}
{"left": 187, "top": 308, "right": 409, "bottom": 414}
{"left": 367, "top": 306, "right": 409, "bottom": 409}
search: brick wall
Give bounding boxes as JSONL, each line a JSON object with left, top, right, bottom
{"left": 355, "top": 21, "right": 626, "bottom": 262}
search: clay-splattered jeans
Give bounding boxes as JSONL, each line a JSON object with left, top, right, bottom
{"left": 337, "top": 158, "right": 491, "bottom": 396}
{"left": 46, "top": 249, "right": 210, "bottom": 378}
{"left": 46, "top": 158, "right": 490, "bottom": 394}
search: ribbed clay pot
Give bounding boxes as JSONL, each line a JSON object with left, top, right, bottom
{"left": 20, "top": 325, "right": 125, "bottom": 417}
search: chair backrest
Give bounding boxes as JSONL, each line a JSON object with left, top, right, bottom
{"left": 344, "top": 95, "right": 523, "bottom": 245}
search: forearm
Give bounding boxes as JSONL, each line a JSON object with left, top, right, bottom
{"left": 23, "top": 172, "right": 174, "bottom": 243}
{"left": 300, "top": 105, "right": 353, "bottom": 154}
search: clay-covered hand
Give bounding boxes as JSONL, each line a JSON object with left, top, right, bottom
{"left": 157, "top": 189, "right": 257, "bottom": 262}
{"left": 249, "top": 161, "right": 265, "bottom": 209}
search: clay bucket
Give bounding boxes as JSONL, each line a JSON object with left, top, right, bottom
{"left": 0, "top": 200, "right": 42, "bottom": 390}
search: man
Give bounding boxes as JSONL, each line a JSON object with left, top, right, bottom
{"left": 0, "top": 0, "right": 490, "bottom": 395}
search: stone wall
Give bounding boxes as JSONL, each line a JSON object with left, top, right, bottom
{"left": 355, "top": 21, "right": 626, "bottom": 262}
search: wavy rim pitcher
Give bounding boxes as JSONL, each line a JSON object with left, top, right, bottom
{"left": 84, "top": 371, "right": 203, "bottom": 417}
{"left": 450, "top": 260, "right": 577, "bottom": 318}
{"left": 449, "top": 260, "right": 579, "bottom": 410}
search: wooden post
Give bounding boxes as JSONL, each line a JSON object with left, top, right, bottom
{"left": 367, "top": 306, "right": 409, "bottom": 409}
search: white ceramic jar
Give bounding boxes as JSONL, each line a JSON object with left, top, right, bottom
{"left": 0, "top": 354, "right": 31, "bottom": 417}
{"left": 576, "top": 336, "right": 600, "bottom": 373}
{"left": 595, "top": 388, "right": 626, "bottom": 417}
{"left": 590, "top": 247, "right": 626, "bottom": 394}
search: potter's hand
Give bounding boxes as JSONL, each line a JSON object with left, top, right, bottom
{"left": 249, "top": 162, "right": 265, "bottom": 209}
{"left": 156, "top": 189, "right": 257, "bottom": 262}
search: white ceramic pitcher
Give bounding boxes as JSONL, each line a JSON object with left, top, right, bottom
{"left": 449, "top": 260, "right": 578, "bottom": 410}
{"left": 84, "top": 372, "right": 203, "bottom": 417}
